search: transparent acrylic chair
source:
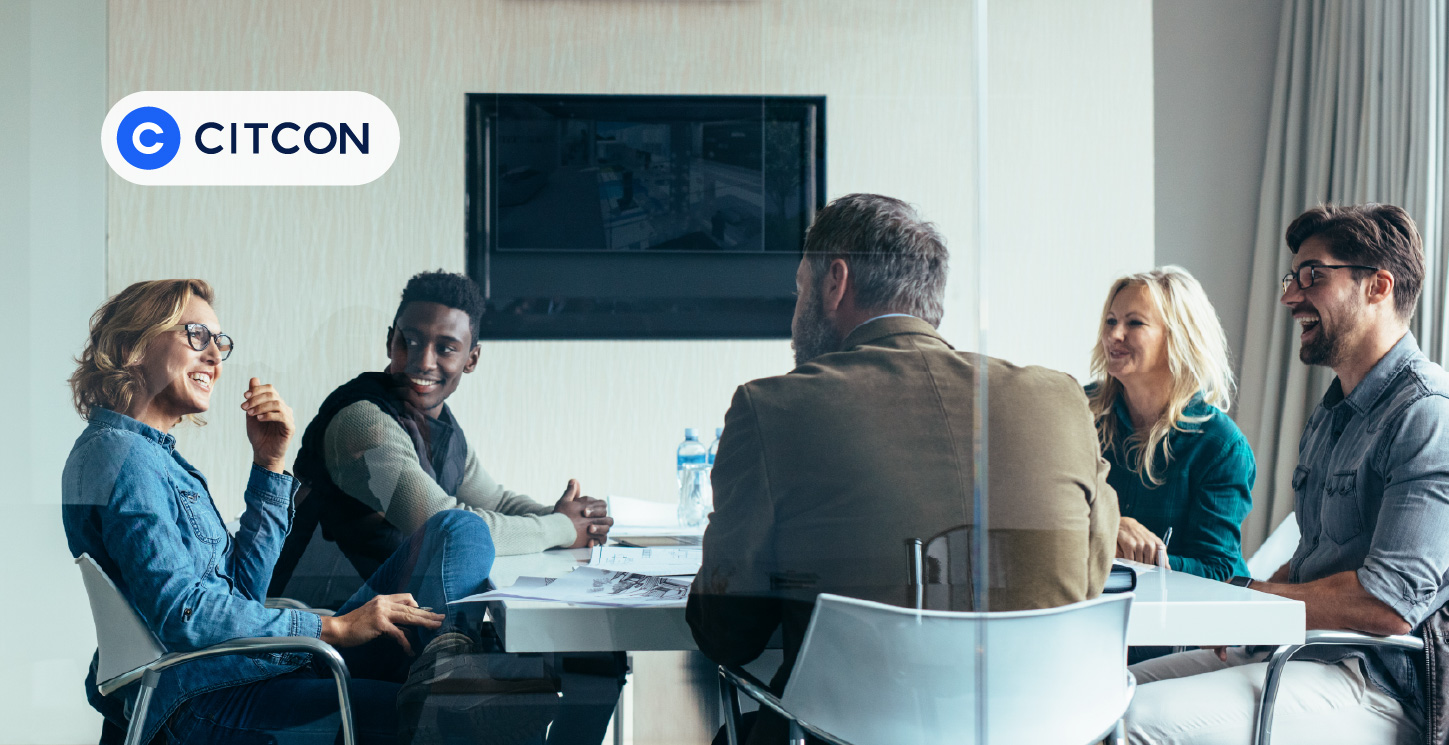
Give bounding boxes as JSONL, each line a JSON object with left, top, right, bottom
{"left": 718, "top": 591, "right": 1135, "bottom": 745}
{"left": 75, "top": 553, "right": 355, "bottom": 745}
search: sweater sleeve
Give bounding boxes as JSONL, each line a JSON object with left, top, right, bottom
{"left": 323, "top": 401, "right": 576, "bottom": 555}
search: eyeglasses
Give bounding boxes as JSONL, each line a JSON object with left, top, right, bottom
{"left": 1280, "top": 264, "right": 1379, "bottom": 294}
{"left": 173, "top": 323, "right": 234, "bottom": 360}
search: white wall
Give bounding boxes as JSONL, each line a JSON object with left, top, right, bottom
{"left": 1154, "top": 0, "right": 1284, "bottom": 376}
{"left": 0, "top": 1, "right": 109, "bottom": 743}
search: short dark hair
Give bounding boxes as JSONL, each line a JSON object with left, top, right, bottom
{"left": 803, "top": 193, "right": 949, "bottom": 326}
{"left": 1285, "top": 203, "right": 1424, "bottom": 320}
{"left": 393, "top": 270, "right": 486, "bottom": 343}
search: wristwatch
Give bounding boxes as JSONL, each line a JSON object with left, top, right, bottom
{"left": 1227, "top": 575, "right": 1255, "bottom": 589}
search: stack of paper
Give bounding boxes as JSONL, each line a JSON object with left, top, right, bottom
{"left": 451, "top": 568, "right": 692, "bottom": 608}
{"left": 588, "top": 545, "right": 701, "bottom": 576}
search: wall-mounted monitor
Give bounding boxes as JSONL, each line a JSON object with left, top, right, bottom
{"left": 466, "top": 94, "right": 826, "bottom": 339}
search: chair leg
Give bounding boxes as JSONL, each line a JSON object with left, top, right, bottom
{"left": 122, "top": 670, "right": 160, "bottom": 745}
{"left": 788, "top": 720, "right": 807, "bottom": 745}
{"left": 1105, "top": 718, "right": 1126, "bottom": 745}
{"left": 718, "top": 669, "right": 743, "bottom": 745}
{"left": 1254, "top": 644, "right": 1302, "bottom": 745}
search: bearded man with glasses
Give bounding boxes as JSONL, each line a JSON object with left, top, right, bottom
{"left": 1126, "top": 203, "right": 1449, "bottom": 745}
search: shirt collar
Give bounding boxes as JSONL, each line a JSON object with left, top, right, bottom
{"left": 1323, "top": 331, "right": 1420, "bottom": 414}
{"left": 88, "top": 407, "right": 177, "bottom": 451}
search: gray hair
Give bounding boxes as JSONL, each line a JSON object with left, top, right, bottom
{"left": 803, "top": 194, "right": 948, "bottom": 326}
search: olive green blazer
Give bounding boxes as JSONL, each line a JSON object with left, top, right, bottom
{"left": 687, "top": 315, "right": 1119, "bottom": 742}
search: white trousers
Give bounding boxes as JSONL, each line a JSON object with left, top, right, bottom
{"left": 1124, "top": 648, "right": 1418, "bottom": 745}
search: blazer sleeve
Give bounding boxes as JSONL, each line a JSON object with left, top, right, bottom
{"left": 687, "top": 384, "right": 781, "bottom": 667}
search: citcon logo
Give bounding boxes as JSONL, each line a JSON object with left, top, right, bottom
{"left": 101, "top": 91, "right": 400, "bottom": 185}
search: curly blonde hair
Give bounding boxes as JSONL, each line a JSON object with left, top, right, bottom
{"left": 1086, "top": 267, "right": 1234, "bottom": 486}
{"left": 70, "top": 279, "right": 215, "bottom": 424}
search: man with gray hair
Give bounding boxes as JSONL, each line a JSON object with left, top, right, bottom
{"left": 687, "top": 193, "right": 1119, "bottom": 745}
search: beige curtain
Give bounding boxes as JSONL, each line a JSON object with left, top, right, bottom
{"left": 1237, "top": 0, "right": 1446, "bottom": 554}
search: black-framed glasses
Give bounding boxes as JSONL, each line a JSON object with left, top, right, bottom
{"left": 174, "top": 323, "right": 234, "bottom": 360}
{"left": 1280, "top": 264, "right": 1379, "bottom": 294}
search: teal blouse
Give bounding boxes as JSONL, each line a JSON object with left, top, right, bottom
{"left": 1088, "top": 385, "right": 1255, "bottom": 581}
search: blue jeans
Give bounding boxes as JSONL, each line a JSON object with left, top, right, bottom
{"left": 159, "top": 510, "right": 495, "bottom": 745}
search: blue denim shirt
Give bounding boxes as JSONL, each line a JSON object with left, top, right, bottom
{"left": 1289, "top": 333, "right": 1449, "bottom": 717}
{"left": 62, "top": 408, "right": 321, "bottom": 745}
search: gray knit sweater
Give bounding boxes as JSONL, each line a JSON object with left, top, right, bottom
{"left": 323, "top": 400, "right": 577, "bottom": 555}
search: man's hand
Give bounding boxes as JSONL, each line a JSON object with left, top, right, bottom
{"left": 1116, "top": 516, "right": 1166, "bottom": 565}
{"left": 553, "top": 478, "right": 613, "bottom": 548}
{"left": 242, "top": 378, "right": 295, "bottom": 473}
{"left": 319, "top": 593, "right": 443, "bottom": 656}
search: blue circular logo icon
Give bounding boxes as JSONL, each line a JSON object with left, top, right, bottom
{"left": 116, "top": 106, "right": 180, "bottom": 170}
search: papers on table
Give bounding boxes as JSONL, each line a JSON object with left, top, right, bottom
{"left": 588, "top": 545, "right": 701, "bottom": 576}
{"left": 451, "top": 568, "right": 693, "bottom": 608}
{"left": 1114, "top": 558, "right": 1159, "bottom": 574}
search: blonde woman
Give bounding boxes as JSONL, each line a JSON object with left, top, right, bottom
{"left": 1086, "top": 266, "right": 1254, "bottom": 582}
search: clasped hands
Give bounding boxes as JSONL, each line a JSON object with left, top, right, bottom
{"left": 554, "top": 478, "right": 614, "bottom": 548}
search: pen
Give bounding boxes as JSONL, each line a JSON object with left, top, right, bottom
{"left": 1158, "top": 527, "right": 1174, "bottom": 571}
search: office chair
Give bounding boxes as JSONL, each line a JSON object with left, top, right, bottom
{"left": 75, "top": 553, "right": 356, "bottom": 745}
{"left": 717, "top": 592, "right": 1136, "bottom": 745}
{"left": 1253, "top": 630, "right": 1424, "bottom": 745}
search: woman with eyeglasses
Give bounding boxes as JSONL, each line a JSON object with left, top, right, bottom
{"left": 62, "top": 280, "right": 495, "bottom": 745}
{"left": 1086, "top": 266, "right": 1255, "bottom": 584}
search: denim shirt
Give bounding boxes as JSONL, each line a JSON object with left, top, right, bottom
{"left": 1289, "top": 333, "right": 1449, "bottom": 717}
{"left": 62, "top": 408, "right": 321, "bottom": 745}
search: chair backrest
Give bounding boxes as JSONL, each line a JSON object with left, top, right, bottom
{"left": 782, "top": 592, "right": 1133, "bottom": 745}
{"left": 76, "top": 553, "right": 167, "bottom": 686}
{"left": 1247, "top": 511, "right": 1299, "bottom": 580}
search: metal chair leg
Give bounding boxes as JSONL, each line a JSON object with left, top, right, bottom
{"left": 718, "top": 669, "right": 743, "bottom": 745}
{"left": 1254, "top": 643, "right": 1302, "bottom": 745}
{"left": 788, "top": 720, "right": 807, "bottom": 745}
{"left": 122, "top": 669, "right": 160, "bottom": 745}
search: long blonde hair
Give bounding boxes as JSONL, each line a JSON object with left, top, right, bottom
{"left": 70, "top": 279, "right": 215, "bottom": 424}
{"left": 1087, "top": 266, "right": 1234, "bottom": 486}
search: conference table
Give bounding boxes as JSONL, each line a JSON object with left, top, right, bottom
{"left": 483, "top": 549, "right": 1307, "bottom": 653}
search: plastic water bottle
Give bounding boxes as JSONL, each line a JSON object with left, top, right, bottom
{"left": 677, "top": 429, "right": 708, "bottom": 527}
{"left": 703, "top": 427, "right": 723, "bottom": 514}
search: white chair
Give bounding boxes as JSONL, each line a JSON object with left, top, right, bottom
{"left": 718, "top": 592, "right": 1136, "bottom": 745}
{"left": 75, "top": 553, "right": 356, "bottom": 745}
{"left": 1246, "top": 511, "right": 1300, "bottom": 581}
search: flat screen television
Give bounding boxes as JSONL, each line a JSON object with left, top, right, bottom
{"left": 466, "top": 94, "right": 826, "bottom": 339}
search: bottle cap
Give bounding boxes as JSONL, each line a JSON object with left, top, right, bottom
{"left": 685, "top": 428, "right": 699, "bottom": 439}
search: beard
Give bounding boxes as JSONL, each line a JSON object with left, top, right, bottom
{"left": 1297, "top": 298, "right": 1360, "bottom": 368}
{"left": 791, "top": 293, "right": 842, "bottom": 367}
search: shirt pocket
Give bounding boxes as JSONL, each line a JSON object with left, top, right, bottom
{"left": 176, "top": 488, "right": 222, "bottom": 545}
{"left": 1321, "top": 469, "right": 1364, "bottom": 545}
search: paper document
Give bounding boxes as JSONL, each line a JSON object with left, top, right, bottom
{"left": 451, "top": 568, "right": 693, "bottom": 607}
{"left": 606, "top": 494, "right": 706, "bottom": 537}
{"left": 588, "top": 545, "right": 702, "bottom": 576}
{"left": 1114, "top": 558, "right": 1158, "bottom": 574}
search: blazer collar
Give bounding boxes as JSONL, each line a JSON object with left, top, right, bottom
{"left": 841, "top": 315, "right": 951, "bottom": 351}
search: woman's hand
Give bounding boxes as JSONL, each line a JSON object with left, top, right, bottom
{"left": 319, "top": 593, "right": 444, "bottom": 656}
{"left": 241, "top": 378, "right": 295, "bottom": 473}
{"left": 1116, "top": 516, "right": 1167, "bottom": 565}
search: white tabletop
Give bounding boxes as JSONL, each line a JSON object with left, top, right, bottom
{"left": 484, "top": 551, "right": 1305, "bottom": 653}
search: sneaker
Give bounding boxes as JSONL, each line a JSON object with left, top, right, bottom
{"left": 397, "top": 632, "right": 560, "bottom": 745}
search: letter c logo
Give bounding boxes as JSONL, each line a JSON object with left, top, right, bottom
{"left": 116, "top": 106, "right": 180, "bottom": 169}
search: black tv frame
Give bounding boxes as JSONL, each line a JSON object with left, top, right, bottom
{"left": 466, "top": 93, "right": 826, "bottom": 340}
